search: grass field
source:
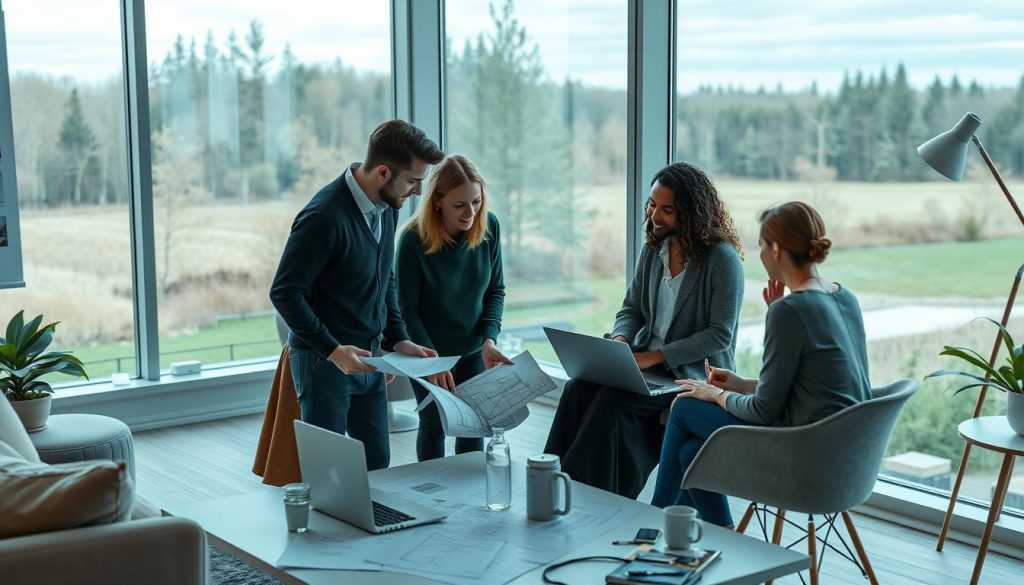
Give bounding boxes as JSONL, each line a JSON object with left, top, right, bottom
{"left": 5, "top": 178, "right": 1022, "bottom": 380}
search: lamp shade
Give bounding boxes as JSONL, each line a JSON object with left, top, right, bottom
{"left": 917, "top": 112, "right": 983, "bottom": 181}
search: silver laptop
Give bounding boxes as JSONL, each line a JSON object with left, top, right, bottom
{"left": 543, "top": 327, "right": 677, "bottom": 396}
{"left": 293, "top": 420, "right": 446, "bottom": 533}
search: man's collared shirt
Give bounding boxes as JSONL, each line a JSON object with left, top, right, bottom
{"left": 345, "top": 164, "right": 388, "bottom": 242}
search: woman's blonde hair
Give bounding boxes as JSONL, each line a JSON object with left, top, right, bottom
{"left": 406, "top": 155, "right": 489, "bottom": 254}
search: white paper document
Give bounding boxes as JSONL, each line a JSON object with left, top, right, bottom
{"left": 413, "top": 351, "right": 556, "bottom": 437}
{"left": 276, "top": 531, "right": 386, "bottom": 571}
{"left": 360, "top": 353, "right": 460, "bottom": 377}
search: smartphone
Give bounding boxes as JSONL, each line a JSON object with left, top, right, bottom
{"left": 634, "top": 527, "right": 662, "bottom": 544}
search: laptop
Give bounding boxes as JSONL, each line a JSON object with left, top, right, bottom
{"left": 543, "top": 327, "right": 677, "bottom": 396}
{"left": 293, "top": 420, "right": 446, "bottom": 533}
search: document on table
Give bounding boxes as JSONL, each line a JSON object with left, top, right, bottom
{"left": 359, "top": 353, "right": 459, "bottom": 377}
{"left": 413, "top": 351, "right": 556, "bottom": 437}
{"left": 276, "top": 531, "right": 389, "bottom": 571}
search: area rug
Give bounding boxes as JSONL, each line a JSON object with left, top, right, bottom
{"left": 209, "top": 545, "right": 284, "bottom": 585}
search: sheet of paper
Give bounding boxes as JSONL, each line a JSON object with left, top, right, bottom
{"left": 276, "top": 531, "right": 388, "bottom": 571}
{"left": 360, "top": 353, "right": 459, "bottom": 377}
{"left": 413, "top": 351, "right": 556, "bottom": 437}
{"left": 365, "top": 530, "right": 504, "bottom": 579}
{"left": 414, "top": 377, "right": 490, "bottom": 436}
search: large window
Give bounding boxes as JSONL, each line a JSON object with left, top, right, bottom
{"left": 445, "top": 0, "right": 629, "bottom": 361}
{"left": 676, "top": 3, "right": 1024, "bottom": 512}
{"left": 0, "top": 1, "right": 134, "bottom": 380}
{"left": 144, "top": 1, "right": 393, "bottom": 369}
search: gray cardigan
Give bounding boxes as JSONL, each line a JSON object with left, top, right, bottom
{"left": 610, "top": 240, "right": 744, "bottom": 380}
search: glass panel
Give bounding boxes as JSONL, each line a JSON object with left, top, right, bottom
{"left": 144, "top": 1, "right": 392, "bottom": 369}
{"left": 445, "top": 0, "right": 629, "bottom": 361}
{"left": 676, "top": 3, "right": 1024, "bottom": 512}
{"left": 0, "top": 1, "right": 134, "bottom": 382}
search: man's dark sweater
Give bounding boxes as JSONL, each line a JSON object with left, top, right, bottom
{"left": 269, "top": 172, "right": 408, "bottom": 358}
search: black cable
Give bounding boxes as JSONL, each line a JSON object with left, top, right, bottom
{"left": 542, "top": 555, "right": 628, "bottom": 585}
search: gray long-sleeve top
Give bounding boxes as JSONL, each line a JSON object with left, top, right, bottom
{"left": 727, "top": 285, "right": 871, "bottom": 426}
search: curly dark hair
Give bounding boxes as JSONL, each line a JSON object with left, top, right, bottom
{"left": 645, "top": 162, "right": 742, "bottom": 266}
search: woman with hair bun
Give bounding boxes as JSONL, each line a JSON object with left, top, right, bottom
{"left": 651, "top": 201, "right": 871, "bottom": 527}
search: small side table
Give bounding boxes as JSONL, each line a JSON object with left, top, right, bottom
{"left": 28, "top": 413, "right": 136, "bottom": 481}
{"left": 957, "top": 416, "right": 1024, "bottom": 585}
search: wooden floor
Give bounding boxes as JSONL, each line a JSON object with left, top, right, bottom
{"left": 134, "top": 398, "right": 1022, "bottom": 585}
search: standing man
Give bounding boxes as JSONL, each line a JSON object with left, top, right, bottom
{"left": 270, "top": 120, "right": 445, "bottom": 470}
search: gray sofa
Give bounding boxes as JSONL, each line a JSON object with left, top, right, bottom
{"left": 0, "top": 397, "right": 207, "bottom": 585}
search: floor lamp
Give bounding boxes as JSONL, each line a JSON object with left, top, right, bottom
{"left": 917, "top": 112, "right": 1024, "bottom": 550}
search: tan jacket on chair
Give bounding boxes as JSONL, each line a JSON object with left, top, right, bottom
{"left": 252, "top": 346, "right": 302, "bottom": 486}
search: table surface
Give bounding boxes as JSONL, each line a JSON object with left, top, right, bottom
{"left": 958, "top": 416, "right": 1024, "bottom": 455}
{"left": 165, "top": 453, "right": 808, "bottom": 585}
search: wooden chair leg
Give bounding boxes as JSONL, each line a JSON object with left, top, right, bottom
{"left": 764, "top": 509, "right": 787, "bottom": 585}
{"left": 736, "top": 502, "right": 755, "bottom": 533}
{"left": 807, "top": 514, "right": 818, "bottom": 585}
{"left": 771, "top": 509, "right": 786, "bottom": 545}
{"left": 842, "top": 511, "right": 879, "bottom": 585}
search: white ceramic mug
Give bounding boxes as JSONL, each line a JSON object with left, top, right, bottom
{"left": 526, "top": 454, "right": 572, "bottom": 520}
{"left": 663, "top": 505, "right": 703, "bottom": 550}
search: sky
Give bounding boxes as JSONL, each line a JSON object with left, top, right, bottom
{"left": 1, "top": 0, "right": 1022, "bottom": 94}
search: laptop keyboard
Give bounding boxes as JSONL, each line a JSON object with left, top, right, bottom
{"left": 646, "top": 381, "right": 674, "bottom": 395}
{"left": 372, "top": 501, "right": 415, "bottom": 526}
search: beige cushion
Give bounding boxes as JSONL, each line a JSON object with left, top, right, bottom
{"left": 0, "top": 398, "right": 40, "bottom": 463}
{"left": 0, "top": 453, "right": 134, "bottom": 539}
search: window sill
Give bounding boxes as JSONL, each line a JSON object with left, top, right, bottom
{"left": 52, "top": 358, "right": 278, "bottom": 431}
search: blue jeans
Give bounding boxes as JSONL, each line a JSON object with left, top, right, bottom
{"left": 410, "top": 355, "right": 486, "bottom": 461}
{"left": 651, "top": 397, "right": 750, "bottom": 526}
{"left": 288, "top": 347, "right": 390, "bottom": 470}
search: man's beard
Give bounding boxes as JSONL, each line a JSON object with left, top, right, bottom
{"left": 379, "top": 178, "right": 406, "bottom": 209}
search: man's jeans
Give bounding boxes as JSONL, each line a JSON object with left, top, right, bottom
{"left": 288, "top": 347, "right": 390, "bottom": 470}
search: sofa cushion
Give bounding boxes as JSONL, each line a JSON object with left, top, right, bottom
{"left": 0, "top": 398, "right": 41, "bottom": 463}
{"left": 0, "top": 453, "right": 134, "bottom": 539}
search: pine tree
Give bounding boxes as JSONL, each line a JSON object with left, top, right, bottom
{"left": 58, "top": 88, "right": 99, "bottom": 206}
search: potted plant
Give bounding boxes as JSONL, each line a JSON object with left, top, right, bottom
{"left": 0, "top": 311, "right": 88, "bottom": 432}
{"left": 926, "top": 317, "right": 1024, "bottom": 436}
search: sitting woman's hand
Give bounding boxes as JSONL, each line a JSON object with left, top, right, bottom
{"left": 705, "top": 358, "right": 743, "bottom": 392}
{"left": 675, "top": 379, "right": 724, "bottom": 404}
{"left": 763, "top": 279, "right": 785, "bottom": 306}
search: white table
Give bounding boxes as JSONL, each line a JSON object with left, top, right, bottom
{"left": 165, "top": 453, "right": 807, "bottom": 584}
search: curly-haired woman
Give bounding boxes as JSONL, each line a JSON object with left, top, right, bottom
{"left": 543, "top": 162, "right": 744, "bottom": 499}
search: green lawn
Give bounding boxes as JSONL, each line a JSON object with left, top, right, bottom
{"left": 58, "top": 236, "right": 1024, "bottom": 382}
{"left": 742, "top": 236, "right": 1024, "bottom": 298}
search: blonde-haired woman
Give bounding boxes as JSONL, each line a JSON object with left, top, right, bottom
{"left": 395, "top": 155, "right": 512, "bottom": 461}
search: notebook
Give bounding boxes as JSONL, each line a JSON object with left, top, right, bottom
{"left": 605, "top": 546, "right": 721, "bottom": 585}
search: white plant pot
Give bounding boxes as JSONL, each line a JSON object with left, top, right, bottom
{"left": 1008, "top": 392, "right": 1024, "bottom": 436}
{"left": 9, "top": 394, "right": 52, "bottom": 433}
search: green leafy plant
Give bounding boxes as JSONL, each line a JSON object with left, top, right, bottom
{"left": 926, "top": 317, "right": 1024, "bottom": 395}
{"left": 0, "top": 311, "right": 88, "bottom": 401}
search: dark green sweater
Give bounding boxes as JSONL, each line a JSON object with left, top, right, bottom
{"left": 395, "top": 212, "right": 505, "bottom": 357}
{"left": 726, "top": 285, "right": 871, "bottom": 426}
{"left": 269, "top": 172, "right": 408, "bottom": 358}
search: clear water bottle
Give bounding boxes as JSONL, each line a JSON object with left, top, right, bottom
{"left": 486, "top": 428, "right": 511, "bottom": 511}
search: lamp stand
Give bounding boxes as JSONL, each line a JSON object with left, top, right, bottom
{"left": 972, "top": 136, "right": 1024, "bottom": 229}
{"left": 936, "top": 137, "right": 1023, "bottom": 550}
